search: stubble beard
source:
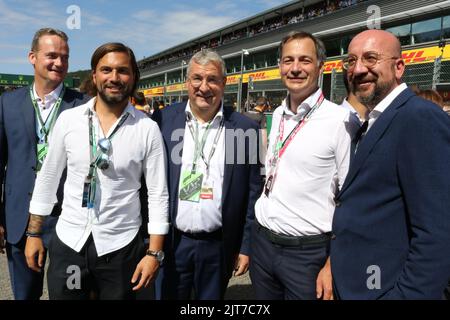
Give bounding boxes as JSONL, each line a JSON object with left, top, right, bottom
{"left": 352, "top": 77, "right": 395, "bottom": 111}
{"left": 98, "top": 84, "right": 132, "bottom": 107}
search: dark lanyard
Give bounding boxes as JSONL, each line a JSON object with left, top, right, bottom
{"left": 186, "top": 113, "right": 224, "bottom": 174}
{"left": 29, "top": 84, "right": 65, "bottom": 143}
{"left": 87, "top": 108, "right": 130, "bottom": 178}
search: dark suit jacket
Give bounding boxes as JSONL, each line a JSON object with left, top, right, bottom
{"left": 0, "top": 86, "right": 88, "bottom": 244}
{"left": 154, "top": 102, "right": 262, "bottom": 280}
{"left": 331, "top": 88, "right": 450, "bottom": 299}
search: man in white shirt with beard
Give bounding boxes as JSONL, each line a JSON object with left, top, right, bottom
{"left": 24, "top": 42, "right": 169, "bottom": 300}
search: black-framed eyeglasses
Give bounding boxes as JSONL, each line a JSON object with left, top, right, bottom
{"left": 342, "top": 52, "right": 399, "bottom": 70}
{"left": 95, "top": 138, "right": 112, "bottom": 170}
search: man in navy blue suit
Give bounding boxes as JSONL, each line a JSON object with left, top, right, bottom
{"left": 0, "top": 28, "right": 87, "bottom": 299}
{"left": 154, "top": 49, "right": 262, "bottom": 299}
{"left": 331, "top": 29, "right": 450, "bottom": 299}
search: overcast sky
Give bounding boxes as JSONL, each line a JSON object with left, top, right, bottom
{"left": 0, "top": 0, "right": 292, "bottom": 75}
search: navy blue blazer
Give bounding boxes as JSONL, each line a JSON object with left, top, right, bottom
{"left": 331, "top": 88, "right": 450, "bottom": 299}
{"left": 0, "top": 86, "right": 88, "bottom": 244}
{"left": 154, "top": 102, "right": 263, "bottom": 279}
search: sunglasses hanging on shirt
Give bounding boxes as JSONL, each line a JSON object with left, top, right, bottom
{"left": 82, "top": 109, "right": 129, "bottom": 208}
{"left": 95, "top": 138, "right": 112, "bottom": 170}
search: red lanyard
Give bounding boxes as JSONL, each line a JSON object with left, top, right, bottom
{"left": 276, "top": 93, "right": 324, "bottom": 159}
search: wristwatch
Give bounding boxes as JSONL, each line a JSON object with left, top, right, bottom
{"left": 146, "top": 249, "right": 165, "bottom": 265}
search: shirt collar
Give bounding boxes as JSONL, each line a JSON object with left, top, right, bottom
{"left": 33, "top": 83, "right": 63, "bottom": 106}
{"left": 84, "top": 97, "right": 136, "bottom": 118}
{"left": 340, "top": 98, "right": 365, "bottom": 125}
{"left": 281, "top": 88, "right": 322, "bottom": 120}
{"left": 369, "top": 83, "right": 407, "bottom": 121}
{"left": 340, "top": 98, "right": 357, "bottom": 114}
{"left": 185, "top": 100, "right": 224, "bottom": 125}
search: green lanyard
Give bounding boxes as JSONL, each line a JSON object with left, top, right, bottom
{"left": 29, "top": 84, "right": 65, "bottom": 144}
{"left": 186, "top": 113, "right": 224, "bottom": 174}
{"left": 30, "top": 84, "right": 65, "bottom": 171}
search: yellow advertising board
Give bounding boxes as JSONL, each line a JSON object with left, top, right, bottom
{"left": 323, "top": 44, "right": 450, "bottom": 74}
{"left": 140, "top": 44, "right": 450, "bottom": 92}
{"left": 166, "top": 83, "right": 186, "bottom": 93}
{"left": 142, "top": 87, "right": 164, "bottom": 96}
{"left": 227, "top": 68, "right": 281, "bottom": 84}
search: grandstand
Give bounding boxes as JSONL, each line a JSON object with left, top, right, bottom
{"left": 137, "top": 0, "right": 450, "bottom": 110}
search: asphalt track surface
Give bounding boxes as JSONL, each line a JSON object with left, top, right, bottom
{"left": 0, "top": 253, "right": 253, "bottom": 300}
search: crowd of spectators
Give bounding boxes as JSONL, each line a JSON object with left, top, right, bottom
{"left": 139, "top": 0, "right": 366, "bottom": 73}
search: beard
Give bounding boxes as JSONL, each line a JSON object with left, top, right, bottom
{"left": 97, "top": 82, "right": 132, "bottom": 106}
{"left": 351, "top": 76, "right": 396, "bottom": 111}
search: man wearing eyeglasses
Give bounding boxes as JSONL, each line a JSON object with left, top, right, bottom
{"left": 0, "top": 28, "right": 88, "bottom": 300}
{"left": 24, "top": 42, "right": 169, "bottom": 299}
{"left": 250, "top": 31, "right": 354, "bottom": 300}
{"left": 331, "top": 29, "right": 450, "bottom": 299}
{"left": 154, "top": 49, "right": 262, "bottom": 299}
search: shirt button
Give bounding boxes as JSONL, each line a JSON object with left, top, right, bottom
{"left": 335, "top": 201, "right": 341, "bottom": 207}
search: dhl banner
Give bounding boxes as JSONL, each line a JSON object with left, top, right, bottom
{"left": 323, "top": 44, "right": 450, "bottom": 74}
{"left": 141, "top": 44, "right": 450, "bottom": 92}
{"left": 143, "top": 69, "right": 282, "bottom": 93}
{"left": 166, "top": 83, "right": 186, "bottom": 93}
{"left": 142, "top": 87, "right": 164, "bottom": 96}
{"left": 226, "top": 69, "right": 281, "bottom": 84}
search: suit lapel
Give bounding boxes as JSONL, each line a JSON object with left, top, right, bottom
{"left": 339, "top": 88, "right": 414, "bottom": 196}
{"left": 19, "top": 87, "right": 37, "bottom": 148}
{"left": 171, "top": 105, "right": 187, "bottom": 200}
{"left": 222, "top": 107, "right": 235, "bottom": 204}
{"left": 58, "top": 87, "right": 74, "bottom": 116}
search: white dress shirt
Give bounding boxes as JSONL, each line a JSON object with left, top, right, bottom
{"left": 29, "top": 98, "right": 169, "bottom": 256}
{"left": 340, "top": 98, "right": 365, "bottom": 126}
{"left": 32, "top": 83, "right": 63, "bottom": 139}
{"left": 255, "top": 88, "right": 354, "bottom": 236}
{"left": 367, "top": 83, "right": 407, "bottom": 131}
{"left": 175, "top": 101, "right": 225, "bottom": 233}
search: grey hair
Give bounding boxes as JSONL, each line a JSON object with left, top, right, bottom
{"left": 31, "top": 28, "right": 68, "bottom": 52}
{"left": 187, "top": 49, "right": 227, "bottom": 78}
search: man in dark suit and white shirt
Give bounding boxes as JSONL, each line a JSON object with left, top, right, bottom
{"left": 331, "top": 29, "right": 450, "bottom": 299}
{"left": 154, "top": 49, "right": 262, "bottom": 299}
{"left": 0, "top": 28, "right": 87, "bottom": 300}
